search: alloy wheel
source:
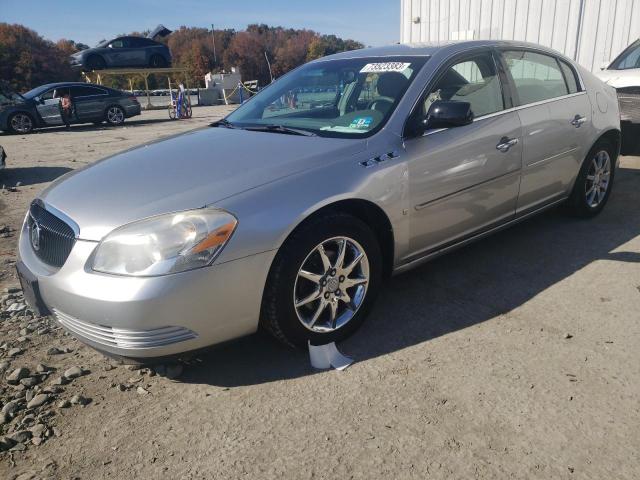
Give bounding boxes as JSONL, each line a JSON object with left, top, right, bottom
{"left": 107, "top": 106, "right": 124, "bottom": 124}
{"left": 585, "top": 150, "right": 611, "bottom": 208}
{"left": 10, "top": 113, "right": 33, "bottom": 133}
{"left": 293, "top": 236, "right": 370, "bottom": 333}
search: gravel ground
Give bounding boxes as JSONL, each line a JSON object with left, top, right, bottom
{"left": 0, "top": 108, "right": 639, "bottom": 479}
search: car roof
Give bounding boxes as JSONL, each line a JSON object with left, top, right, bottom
{"left": 320, "top": 40, "right": 572, "bottom": 62}
{"left": 36, "top": 82, "right": 109, "bottom": 90}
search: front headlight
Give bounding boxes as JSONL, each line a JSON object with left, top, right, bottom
{"left": 92, "top": 208, "right": 237, "bottom": 276}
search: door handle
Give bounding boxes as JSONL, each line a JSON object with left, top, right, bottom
{"left": 571, "top": 115, "right": 586, "bottom": 127}
{"left": 496, "top": 136, "right": 518, "bottom": 153}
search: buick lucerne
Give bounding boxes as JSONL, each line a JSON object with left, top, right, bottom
{"left": 17, "top": 41, "right": 621, "bottom": 361}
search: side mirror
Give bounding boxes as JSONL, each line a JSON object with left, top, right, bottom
{"left": 423, "top": 100, "right": 474, "bottom": 130}
{"left": 600, "top": 62, "right": 609, "bottom": 71}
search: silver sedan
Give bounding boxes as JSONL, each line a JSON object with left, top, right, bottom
{"left": 17, "top": 41, "right": 621, "bottom": 361}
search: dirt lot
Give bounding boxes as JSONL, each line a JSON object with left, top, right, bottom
{"left": 0, "top": 107, "right": 639, "bottom": 479}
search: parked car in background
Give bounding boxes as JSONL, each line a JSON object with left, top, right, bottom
{"left": 0, "top": 82, "right": 141, "bottom": 134}
{"left": 596, "top": 38, "right": 640, "bottom": 124}
{"left": 17, "top": 41, "right": 620, "bottom": 361}
{"left": 70, "top": 25, "right": 172, "bottom": 71}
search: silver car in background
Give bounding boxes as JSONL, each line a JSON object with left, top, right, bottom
{"left": 17, "top": 41, "right": 621, "bottom": 361}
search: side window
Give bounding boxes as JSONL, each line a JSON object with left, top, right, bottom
{"left": 424, "top": 52, "right": 504, "bottom": 118}
{"left": 129, "top": 37, "right": 152, "bottom": 48}
{"left": 110, "top": 39, "right": 124, "bottom": 48}
{"left": 39, "top": 89, "right": 55, "bottom": 101}
{"left": 71, "top": 86, "right": 107, "bottom": 97}
{"left": 559, "top": 60, "right": 579, "bottom": 94}
{"left": 503, "top": 50, "right": 568, "bottom": 105}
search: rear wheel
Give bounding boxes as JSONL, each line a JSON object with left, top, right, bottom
{"left": 8, "top": 112, "right": 34, "bottom": 134}
{"left": 261, "top": 213, "right": 382, "bottom": 347}
{"left": 105, "top": 105, "right": 125, "bottom": 125}
{"left": 567, "top": 140, "right": 615, "bottom": 217}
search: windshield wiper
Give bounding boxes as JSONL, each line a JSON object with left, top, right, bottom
{"left": 210, "top": 118, "right": 239, "bottom": 129}
{"left": 244, "top": 124, "right": 317, "bottom": 137}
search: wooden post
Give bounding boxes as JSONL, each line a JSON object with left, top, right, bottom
{"left": 128, "top": 78, "right": 133, "bottom": 93}
{"left": 143, "top": 74, "right": 152, "bottom": 109}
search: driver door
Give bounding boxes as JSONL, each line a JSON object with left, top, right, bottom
{"left": 403, "top": 50, "right": 523, "bottom": 260}
{"left": 35, "top": 88, "right": 63, "bottom": 126}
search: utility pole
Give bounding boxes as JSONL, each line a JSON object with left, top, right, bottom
{"left": 211, "top": 24, "right": 217, "bottom": 66}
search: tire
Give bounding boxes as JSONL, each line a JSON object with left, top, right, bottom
{"left": 105, "top": 105, "right": 125, "bottom": 126}
{"left": 8, "top": 112, "right": 34, "bottom": 134}
{"left": 168, "top": 103, "right": 176, "bottom": 119}
{"left": 566, "top": 139, "right": 616, "bottom": 217}
{"left": 149, "top": 55, "right": 167, "bottom": 68}
{"left": 261, "top": 212, "right": 382, "bottom": 347}
{"left": 87, "top": 55, "right": 106, "bottom": 70}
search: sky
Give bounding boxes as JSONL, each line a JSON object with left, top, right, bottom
{"left": 0, "top": 0, "right": 400, "bottom": 47}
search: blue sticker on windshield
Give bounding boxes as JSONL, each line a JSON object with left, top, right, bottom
{"left": 349, "top": 116, "right": 373, "bottom": 129}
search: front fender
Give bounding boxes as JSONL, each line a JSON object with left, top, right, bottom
{"left": 212, "top": 146, "right": 410, "bottom": 267}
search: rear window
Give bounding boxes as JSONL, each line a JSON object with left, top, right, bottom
{"left": 559, "top": 60, "right": 579, "bottom": 94}
{"left": 503, "top": 50, "right": 569, "bottom": 105}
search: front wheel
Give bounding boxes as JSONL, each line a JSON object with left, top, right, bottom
{"left": 566, "top": 140, "right": 616, "bottom": 217}
{"left": 261, "top": 213, "right": 382, "bottom": 347}
{"left": 8, "top": 112, "right": 34, "bottom": 134}
{"left": 105, "top": 105, "right": 125, "bottom": 126}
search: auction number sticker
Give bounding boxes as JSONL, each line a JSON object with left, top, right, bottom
{"left": 360, "top": 62, "right": 411, "bottom": 73}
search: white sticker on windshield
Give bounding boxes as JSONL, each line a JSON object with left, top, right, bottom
{"left": 360, "top": 62, "right": 411, "bottom": 73}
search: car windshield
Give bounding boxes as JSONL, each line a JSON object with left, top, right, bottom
{"left": 96, "top": 39, "right": 110, "bottom": 47}
{"left": 610, "top": 39, "right": 640, "bottom": 70}
{"left": 225, "top": 56, "right": 429, "bottom": 138}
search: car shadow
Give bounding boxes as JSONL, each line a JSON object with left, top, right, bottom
{"left": 177, "top": 162, "right": 640, "bottom": 387}
{"left": 621, "top": 122, "right": 640, "bottom": 155}
{"left": 1, "top": 166, "right": 73, "bottom": 186}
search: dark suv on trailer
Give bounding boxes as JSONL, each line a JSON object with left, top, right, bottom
{"left": 0, "top": 82, "right": 141, "bottom": 134}
{"left": 70, "top": 28, "right": 172, "bottom": 70}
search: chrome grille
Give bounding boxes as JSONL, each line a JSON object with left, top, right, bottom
{"left": 28, "top": 202, "right": 76, "bottom": 268}
{"left": 53, "top": 309, "right": 198, "bottom": 349}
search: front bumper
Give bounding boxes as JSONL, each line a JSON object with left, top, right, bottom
{"left": 69, "top": 56, "right": 84, "bottom": 69}
{"left": 19, "top": 221, "right": 275, "bottom": 359}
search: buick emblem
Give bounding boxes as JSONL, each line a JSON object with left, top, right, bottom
{"left": 31, "top": 220, "right": 42, "bottom": 251}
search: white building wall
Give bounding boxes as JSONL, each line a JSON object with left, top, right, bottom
{"left": 400, "top": 0, "right": 640, "bottom": 72}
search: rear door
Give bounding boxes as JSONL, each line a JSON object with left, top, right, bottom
{"left": 128, "top": 37, "right": 150, "bottom": 66}
{"left": 499, "top": 49, "right": 592, "bottom": 213}
{"left": 107, "top": 38, "right": 137, "bottom": 66}
{"left": 403, "top": 49, "right": 523, "bottom": 260}
{"left": 35, "top": 88, "right": 63, "bottom": 126}
{"left": 71, "top": 85, "right": 109, "bottom": 121}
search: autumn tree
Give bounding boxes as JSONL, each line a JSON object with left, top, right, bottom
{"left": 0, "top": 23, "right": 81, "bottom": 91}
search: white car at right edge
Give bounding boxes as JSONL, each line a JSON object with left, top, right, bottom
{"left": 596, "top": 38, "right": 640, "bottom": 124}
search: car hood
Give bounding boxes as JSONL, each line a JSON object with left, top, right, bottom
{"left": 40, "top": 127, "right": 365, "bottom": 241}
{"left": 595, "top": 69, "right": 640, "bottom": 88}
